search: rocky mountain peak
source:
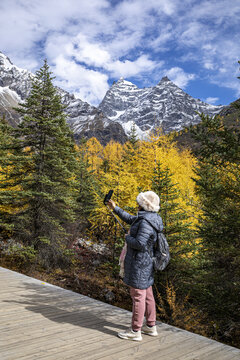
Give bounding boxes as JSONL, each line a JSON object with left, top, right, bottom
{"left": 0, "top": 51, "right": 13, "bottom": 68}
{"left": 98, "top": 76, "right": 225, "bottom": 138}
{"left": 112, "top": 77, "right": 138, "bottom": 90}
{"left": 160, "top": 76, "right": 171, "bottom": 82}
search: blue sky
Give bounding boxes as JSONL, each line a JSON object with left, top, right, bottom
{"left": 0, "top": 0, "right": 240, "bottom": 106}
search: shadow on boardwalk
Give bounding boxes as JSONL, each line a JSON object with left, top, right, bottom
{"left": 3, "top": 280, "right": 129, "bottom": 337}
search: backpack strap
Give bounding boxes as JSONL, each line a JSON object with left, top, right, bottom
{"left": 138, "top": 217, "right": 159, "bottom": 257}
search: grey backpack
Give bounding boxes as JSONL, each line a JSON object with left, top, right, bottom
{"left": 145, "top": 219, "right": 170, "bottom": 271}
{"left": 153, "top": 231, "right": 170, "bottom": 271}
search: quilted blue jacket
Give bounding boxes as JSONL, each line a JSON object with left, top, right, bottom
{"left": 114, "top": 206, "right": 163, "bottom": 289}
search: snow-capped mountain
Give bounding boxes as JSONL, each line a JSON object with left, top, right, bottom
{"left": 98, "top": 76, "right": 224, "bottom": 138}
{"left": 0, "top": 51, "right": 225, "bottom": 144}
{"left": 0, "top": 52, "right": 127, "bottom": 144}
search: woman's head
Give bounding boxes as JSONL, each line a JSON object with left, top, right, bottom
{"left": 136, "top": 191, "right": 160, "bottom": 212}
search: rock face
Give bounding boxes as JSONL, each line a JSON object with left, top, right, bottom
{"left": 0, "top": 53, "right": 33, "bottom": 126}
{"left": 0, "top": 53, "right": 33, "bottom": 99}
{"left": 0, "top": 52, "right": 127, "bottom": 145}
{"left": 0, "top": 86, "right": 21, "bottom": 126}
{"left": 98, "top": 77, "right": 224, "bottom": 138}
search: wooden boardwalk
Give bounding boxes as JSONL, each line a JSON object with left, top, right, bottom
{"left": 0, "top": 267, "right": 240, "bottom": 360}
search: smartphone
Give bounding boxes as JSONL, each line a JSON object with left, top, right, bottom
{"left": 103, "top": 190, "right": 114, "bottom": 205}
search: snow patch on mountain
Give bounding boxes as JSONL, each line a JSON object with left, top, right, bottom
{"left": 0, "top": 86, "right": 21, "bottom": 104}
{"left": 109, "top": 110, "right": 125, "bottom": 120}
{"left": 0, "top": 54, "right": 13, "bottom": 69}
{"left": 121, "top": 120, "right": 149, "bottom": 140}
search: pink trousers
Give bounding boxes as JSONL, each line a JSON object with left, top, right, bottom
{"left": 130, "top": 286, "right": 156, "bottom": 331}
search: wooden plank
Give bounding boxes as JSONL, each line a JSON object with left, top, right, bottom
{"left": 205, "top": 347, "right": 240, "bottom": 360}
{"left": 20, "top": 333, "right": 156, "bottom": 360}
{"left": 1, "top": 320, "right": 107, "bottom": 348}
{"left": 146, "top": 339, "right": 217, "bottom": 360}
{"left": 0, "top": 297, "right": 122, "bottom": 320}
{"left": 175, "top": 342, "right": 228, "bottom": 360}
{"left": 1, "top": 308, "right": 130, "bottom": 331}
{"left": 1, "top": 325, "right": 118, "bottom": 358}
{"left": 0, "top": 300, "right": 131, "bottom": 329}
{"left": 94, "top": 332, "right": 192, "bottom": 360}
{"left": 0, "top": 303, "right": 131, "bottom": 343}
{"left": 1, "top": 316, "right": 125, "bottom": 346}
{"left": 42, "top": 330, "right": 190, "bottom": 360}
{"left": 12, "top": 330, "right": 121, "bottom": 360}
{"left": 0, "top": 314, "right": 117, "bottom": 343}
{"left": 2, "top": 329, "right": 180, "bottom": 359}
{"left": 2, "top": 331, "right": 120, "bottom": 360}
{"left": 0, "top": 314, "right": 124, "bottom": 347}
{"left": 0, "top": 302, "right": 109, "bottom": 325}
{"left": 0, "top": 295, "right": 128, "bottom": 320}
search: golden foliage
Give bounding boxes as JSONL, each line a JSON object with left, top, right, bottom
{"left": 155, "top": 282, "right": 207, "bottom": 336}
{"left": 85, "top": 132, "right": 200, "bottom": 235}
{"left": 86, "top": 137, "right": 103, "bottom": 172}
{"left": 0, "top": 165, "right": 22, "bottom": 214}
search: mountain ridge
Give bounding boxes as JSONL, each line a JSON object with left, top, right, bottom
{"left": 0, "top": 51, "right": 225, "bottom": 144}
{"left": 98, "top": 76, "right": 224, "bottom": 138}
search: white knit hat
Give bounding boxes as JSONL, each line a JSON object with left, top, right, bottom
{"left": 136, "top": 191, "right": 160, "bottom": 212}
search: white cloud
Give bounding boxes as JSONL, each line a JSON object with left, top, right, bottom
{"left": 53, "top": 55, "right": 109, "bottom": 105}
{"left": 204, "top": 62, "right": 215, "bottom": 70}
{"left": 166, "top": 67, "right": 195, "bottom": 88}
{"left": 149, "top": 24, "right": 173, "bottom": 51}
{"left": 73, "top": 34, "right": 111, "bottom": 67}
{"left": 0, "top": 0, "right": 240, "bottom": 105}
{"left": 203, "top": 38, "right": 240, "bottom": 97}
{"left": 180, "top": 22, "right": 216, "bottom": 47}
{"left": 212, "top": 77, "right": 240, "bottom": 99}
{"left": 104, "top": 31, "right": 143, "bottom": 59}
{"left": 122, "top": 0, "right": 179, "bottom": 17}
{"left": 0, "top": 0, "right": 110, "bottom": 66}
{"left": 44, "top": 32, "right": 160, "bottom": 103}
{"left": 205, "top": 97, "right": 219, "bottom": 104}
{"left": 45, "top": 33, "right": 111, "bottom": 68}
{"left": 188, "top": 0, "right": 240, "bottom": 25}
{"left": 172, "top": 2, "right": 240, "bottom": 99}
{"left": 106, "top": 55, "right": 159, "bottom": 78}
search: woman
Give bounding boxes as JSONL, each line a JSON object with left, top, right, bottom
{"left": 108, "top": 190, "right": 163, "bottom": 341}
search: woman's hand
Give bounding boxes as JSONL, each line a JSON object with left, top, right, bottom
{"left": 108, "top": 199, "right": 116, "bottom": 210}
{"left": 125, "top": 229, "right": 130, "bottom": 238}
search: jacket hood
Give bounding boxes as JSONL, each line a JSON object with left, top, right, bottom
{"left": 138, "top": 210, "right": 163, "bottom": 232}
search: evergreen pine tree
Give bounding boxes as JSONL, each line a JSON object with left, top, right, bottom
{"left": 191, "top": 112, "right": 240, "bottom": 343}
{"left": 0, "top": 60, "right": 79, "bottom": 268}
{"left": 0, "top": 115, "right": 12, "bottom": 156}
{"left": 122, "top": 123, "right": 139, "bottom": 167}
{"left": 74, "top": 143, "right": 97, "bottom": 234}
{"left": 128, "top": 122, "right": 139, "bottom": 149}
{"left": 152, "top": 162, "right": 196, "bottom": 295}
{"left": 0, "top": 116, "right": 16, "bottom": 236}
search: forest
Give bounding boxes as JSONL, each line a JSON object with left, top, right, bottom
{"left": 0, "top": 60, "right": 239, "bottom": 349}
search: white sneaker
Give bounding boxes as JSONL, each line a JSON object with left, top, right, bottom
{"left": 142, "top": 324, "right": 158, "bottom": 336}
{"left": 118, "top": 328, "right": 142, "bottom": 341}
